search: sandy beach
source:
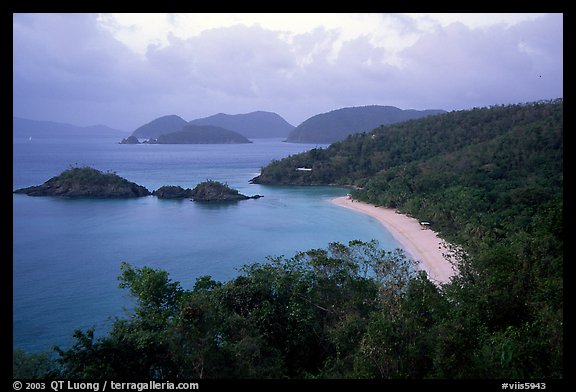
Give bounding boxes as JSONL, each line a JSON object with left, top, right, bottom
{"left": 330, "top": 196, "right": 455, "bottom": 284}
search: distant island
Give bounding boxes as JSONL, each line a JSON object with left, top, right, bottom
{"left": 124, "top": 111, "right": 294, "bottom": 144}
{"left": 131, "top": 115, "right": 189, "bottom": 139}
{"left": 13, "top": 166, "right": 150, "bottom": 198}
{"left": 14, "top": 167, "right": 261, "bottom": 202}
{"left": 189, "top": 111, "right": 294, "bottom": 138}
{"left": 13, "top": 117, "right": 127, "bottom": 139}
{"left": 285, "top": 105, "right": 445, "bottom": 144}
{"left": 146, "top": 125, "right": 252, "bottom": 144}
{"left": 121, "top": 106, "right": 447, "bottom": 145}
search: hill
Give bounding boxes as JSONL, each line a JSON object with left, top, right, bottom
{"left": 285, "top": 105, "right": 445, "bottom": 144}
{"left": 13, "top": 117, "right": 126, "bottom": 139}
{"left": 250, "top": 99, "right": 563, "bottom": 376}
{"left": 189, "top": 111, "right": 295, "bottom": 138}
{"left": 253, "top": 99, "right": 563, "bottom": 246}
{"left": 13, "top": 166, "right": 150, "bottom": 198}
{"left": 131, "top": 115, "right": 188, "bottom": 139}
{"left": 147, "top": 124, "right": 252, "bottom": 144}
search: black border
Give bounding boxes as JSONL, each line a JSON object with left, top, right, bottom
{"left": 6, "top": 5, "right": 569, "bottom": 388}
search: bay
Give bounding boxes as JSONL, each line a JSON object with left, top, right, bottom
{"left": 13, "top": 136, "right": 400, "bottom": 353}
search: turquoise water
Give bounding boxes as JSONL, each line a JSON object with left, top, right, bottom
{"left": 13, "top": 137, "right": 400, "bottom": 353}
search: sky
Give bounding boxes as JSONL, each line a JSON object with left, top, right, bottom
{"left": 13, "top": 13, "right": 563, "bottom": 132}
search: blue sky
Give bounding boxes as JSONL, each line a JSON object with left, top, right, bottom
{"left": 13, "top": 13, "right": 563, "bottom": 131}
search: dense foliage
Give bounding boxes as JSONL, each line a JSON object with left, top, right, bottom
{"left": 15, "top": 235, "right": 562, "bottom": 379}
{"left": 14, "top": 100, "right": 562, "bottom": 379}
{"left": 254, "top": 100, "right": 562, "bottom": 244}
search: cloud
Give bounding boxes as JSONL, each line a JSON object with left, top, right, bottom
{"left": 13, "top": 13, "right": 563, "bottom": 131}
{"left": 394, "top": 14, "right": 563, "bottom": 108}
{"left": 149, "top": 25, "right": 296, "bottom": 97}
{"left": 13, "top": 13, "right": 155, "bottom": 128}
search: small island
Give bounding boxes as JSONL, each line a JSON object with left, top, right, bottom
{"left": 119, "top": 135, "right": 140, "bottom": 144}
{"left": 146, "top": 125, "right": 252, "bottom": 144}
{"left": 13, "top": 166, "right": 151, "bottom": 198}
{"left": 152, "top": 185, "right": 194, "bottom": 199}
{"left": 189, "top": 180, "right": 262, "bottom": 202}
{"left": 14, "top": 168, "right": 263, "bottom": 203}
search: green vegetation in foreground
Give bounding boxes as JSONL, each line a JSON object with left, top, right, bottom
{"left": 14, "top": 227, "right": 562, "bottom": 378}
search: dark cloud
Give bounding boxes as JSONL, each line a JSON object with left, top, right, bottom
{"left": 13, "top": 13, "right": 153, "bottom": 129}
{"left": 13, "top": 13, "right": 563, "bottom": 131}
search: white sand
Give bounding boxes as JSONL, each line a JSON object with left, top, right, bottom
{"left": 330, "top": 196, "right": 455, "bottom": 284}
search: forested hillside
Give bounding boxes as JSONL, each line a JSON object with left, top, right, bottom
{"left": 253, "top": 100, "right": 563, "bottom": 247}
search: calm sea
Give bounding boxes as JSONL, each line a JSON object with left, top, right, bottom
{"left": 13, "top": 136, "right": 400, "bottom": 353}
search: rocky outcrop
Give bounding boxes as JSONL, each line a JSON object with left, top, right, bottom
{"left": 119, "top": 135, "right": 140, "bottom": 144}
{"left": 13, "top": 168, "right": 263, "bottom": 203}
{"left": 13, "top": 167, "right": 150, "bottom": 198}
{"left": 152, "top": 185, "right": 194, "bottom": 199}
{"left": 189, "top": 180, "right": 262, "bottom": 202}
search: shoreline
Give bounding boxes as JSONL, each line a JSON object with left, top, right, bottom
{"left": 330, "top": 196, "right": 455, "bottom": 284}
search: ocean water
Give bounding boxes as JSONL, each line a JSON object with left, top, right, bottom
{"left": 13, "top": 136, "right": 401, "bottom": 353}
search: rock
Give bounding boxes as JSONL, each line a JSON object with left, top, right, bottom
{"left": 189, "top": 180, "right": 259, "bottom": 202}
{"left": 152, "top": 185, "right": 194, "bottom": 199}
{"left": 119, "top": 135, "right": 140, "bottom": 144}
{"left": 13, "top": 167, "right": 150, "bottom": 198}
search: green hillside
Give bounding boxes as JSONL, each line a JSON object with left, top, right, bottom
{"left": 253, "top": 100, "right": 562, "bottom": 244}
